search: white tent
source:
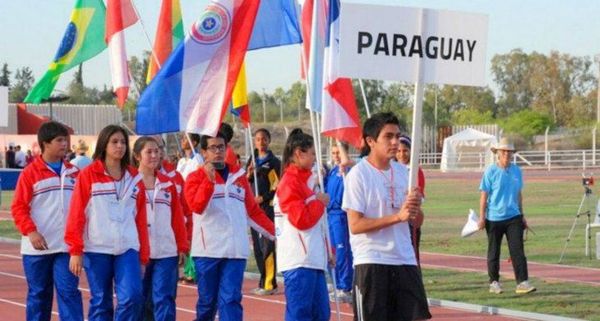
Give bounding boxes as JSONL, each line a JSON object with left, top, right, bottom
{"left": 440, "top": 128, "right": 498, "bottom": 172}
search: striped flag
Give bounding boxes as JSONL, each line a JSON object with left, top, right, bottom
{"left": 321, "top": 0, "right": 362, "bottom": 147}
{"left": 230, "top": 61, "right": 251, "bottom": 128}
{"left": 302, "top": 0, "right": 327, "bottom": 113}
{"left": 146, "top": 0, "right": 184, "bottom": 83}
{"left": 106, "top": 0, "right": 138, "bottom": 108}
{"left": 136, "top": 0, "right": 260, "bottom": 136}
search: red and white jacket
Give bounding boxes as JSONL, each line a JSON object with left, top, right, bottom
{"left": 275, "top": 165, "right": 328, "bottom": 272}
{"left": 160, "top": 160, "right": 192, "bottom": 240}
{"left": 11, "top": 156, "right": 79, "bottom": 255}
{"left": 64, "top": 160, "right": 150, "bottom": 264}
{"left": 146, "top": 171, "right": 189, "bottom": 259}
{"left": 184, "top": 164, "right": 274, "bottom": 259}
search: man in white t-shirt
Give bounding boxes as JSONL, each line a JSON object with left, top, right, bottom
{"left": 177, "top": 133, "right": 204, "bottom": 180}
{"left": 342, "top": 112, "right": 431, "bottom": 321}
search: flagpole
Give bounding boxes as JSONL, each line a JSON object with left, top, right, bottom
{"left": 246, "top": 124, "right": 260, "bottom": 195}
{"left": 302, "top": 0, "right": 342, "bottom": 319}
{"left": 131, "top": 0, "right": 163, "bottom": 71}
{"left": 358, "top": 79, "right": 371, "bottom": 118}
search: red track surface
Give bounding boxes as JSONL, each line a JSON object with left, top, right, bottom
{"left": 0, "top": 242, "right": 523, "bottom": 321}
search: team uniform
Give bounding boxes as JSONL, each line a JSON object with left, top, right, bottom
{"left": 177, "top": 153, "right": 204, "bottom": 180}
{"left": 247, "top": 150, "right": 281, "bottom": 293}
{"left": 275, "top": 165, "right": 330, "bottom": 321}
{"left": 185, "top": 164, "right": 275, "bottom": 321}
{"left": 11, "top": 156, "right": 83, "bottom": 321}
{"left": 324, "top": 164, "right": 354, "bottom": 294}
{"left": 342, "top": 160, "right": 431, "bottom": 321}
{"left": 65, "top": 160, "right": 150, "bottom": 321}
{"left": 142, "top": 171, "right": 189, "bottom": 321}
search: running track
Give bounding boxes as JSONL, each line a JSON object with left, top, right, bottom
{"left": 0, "top": 242, "right": 524, "bottom": 321}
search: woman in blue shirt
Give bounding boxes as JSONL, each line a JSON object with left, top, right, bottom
{"left": 478, "top": 138, "right": 536, "bottom": 295}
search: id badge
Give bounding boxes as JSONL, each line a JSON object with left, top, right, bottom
{"left": 109, "top": 199, "right": 126, "bottom": 222}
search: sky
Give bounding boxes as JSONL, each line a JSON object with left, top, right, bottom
{"left": 1, "top": 0, "right": 600, "bottom": 95}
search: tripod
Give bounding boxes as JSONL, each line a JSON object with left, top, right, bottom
{"left": 558, "top": 185, "right": 594, "bottom": 263}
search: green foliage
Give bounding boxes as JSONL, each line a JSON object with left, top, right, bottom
{"left": 0, "top": 63, "right": 11, "bottom": 87}
{"left": 9, "top": 67, "right": 35, "bottom": 102}
{"left": 500, "top": 110, "right": 552, "bottom": 142}
{"left": 451, "top": 107, "right": 494, "bottom": 125}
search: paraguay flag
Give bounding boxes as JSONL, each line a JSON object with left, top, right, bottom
{"left": 136, "top": 0, "right": 260, "bottom": 136}
{"left": 321, "top": 0, "right": 362, "bottom": 148}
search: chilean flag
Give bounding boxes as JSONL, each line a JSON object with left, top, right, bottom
{"left": 321, "top": 0, "right": 362, "bottom": 148}
{"left": 136, "top": 0, "right": 260, "bottom": 136}
{"left": 106, "top": 0, "right": 138, "bottom": 108}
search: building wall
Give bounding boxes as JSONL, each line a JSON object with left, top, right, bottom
{"left": 0, "top": 104, "right": 122, "bottom": 135}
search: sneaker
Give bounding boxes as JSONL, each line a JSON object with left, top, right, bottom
{"left": 515, "top": 281, "right": 536, "bottom": 294}
{"left": 329, "top": 290, "right": 352, "bottom": 303}
{"left": 179, "top": 277, "right": 196, "bottom": 285}
{"left": 253, "top": 288, "right": 278, "bottom": 296}
{"left": 489, "top": 281, "right": 503, "bottom": 294}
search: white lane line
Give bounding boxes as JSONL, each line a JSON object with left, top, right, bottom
{"left": 0, "top": 297, "right": 59, "bottom": 316}
{"left": 0, "top": 269, "right": 197, "bottom": 315}
{"left": 0, "top": 253, "right": 353, "bottom": 317}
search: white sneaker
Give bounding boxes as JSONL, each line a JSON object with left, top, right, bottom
{"left": 329, "top": 290, "right": 353, "bottom": 303}
{"left": 489, "top": 281, "right": 503, "bottom": 294}
{"left": 515, "top": 280, "right": 536, "bottom": 294}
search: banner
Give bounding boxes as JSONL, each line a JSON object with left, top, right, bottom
{"left": 339, "top": 4, "right": 488, "bottom": 86}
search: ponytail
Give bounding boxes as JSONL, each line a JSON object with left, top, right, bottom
{"left": 283, "top": 128, "right": 314, "bottom": 168}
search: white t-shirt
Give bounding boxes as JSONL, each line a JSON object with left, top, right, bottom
{"left": 177, "top": 153, "right": 204, "bottom": 179}
{"left": 342, "top": 159, "right": 417, "bottom": 266}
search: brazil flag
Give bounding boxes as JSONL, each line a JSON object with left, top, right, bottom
{"left": 25, "top": 0, "right": 106, "bottom": 104}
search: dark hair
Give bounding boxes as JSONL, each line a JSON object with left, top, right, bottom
{"left": 219, "top": 123, "right": 234, "bottom": 144}
{"left": 361, "top": 112, "right": 402, "bottom": 156}
{"left": 93, "top": 125, "right": 131, "bottom": 169}
{"left": 254, "top": 128, "right": 271, "bottom": 141}
{"left": 283, "top": 128, "right": 314, "bottom": 167}
{"left": 200, "top": 131, "right": 226, "bottom": 150}
{"left": 38, "top": 121, "right": 69, "bottom": 153}
{"left": 132, "top": 136, "right": 159, "bottom": 167}
{"left": 188, "top": 133, "right": 201, "bottom": 146}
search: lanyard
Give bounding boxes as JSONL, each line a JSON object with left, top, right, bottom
{"left": 113, "top": 172, "right": 133, "bottom": 201}
{"left": 367, "top": 160, "right": 395, "bottom": 205}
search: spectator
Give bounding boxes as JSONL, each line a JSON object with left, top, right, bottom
{"left": 15, "top": 145, "right": 26, "bottom": 168}
{"left": 70, "top": 140, "right": 93, "bottom": 170}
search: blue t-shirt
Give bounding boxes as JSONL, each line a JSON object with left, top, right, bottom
{"left": 479, "top": 163, "right": 523, "bottom": 221}
{"left": 46, "top": 161, "right": 63, "bottom": 176}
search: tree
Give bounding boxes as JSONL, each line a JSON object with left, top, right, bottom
{"left": 0, "top": 63, "right": 10, "bottom": 87}
{"left": 128, "top": 51, "right": 151, "bottom": 98}
{"left": 9, "top": 67, "right": 35, "bottom": 102}
{"left": 490, "top": 49, "right": 533, "bottom": 116}
{"left": 500, "top": 110, "right": 552, "bottom": 143}
{"left": 352, "top": 79, "right": 385, "bottom": 118}
{"left": 451, "top": 108, "right": 494, "bottom": 125}
{"left": 286, "top": 81, "right": 306, "bottom": 122}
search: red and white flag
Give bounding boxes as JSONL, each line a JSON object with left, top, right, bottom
{"left": 321, "top": 0, "right": 362, "bottom": 147}
{"left": 106, "top": 0, "right": 138, "bottom": 108}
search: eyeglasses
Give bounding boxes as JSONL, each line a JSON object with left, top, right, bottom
{"left": 206, "top": 144, "right": 226, "bottom": 153}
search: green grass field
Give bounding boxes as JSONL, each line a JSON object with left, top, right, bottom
{"left": 421, "top": 177, "right": 600, "bottom": 268}
{"left": 2, "top": 175, "right": 600, "bottom": 319}
{"left": 422, "top": 268, "right": 599, "bottom": 320}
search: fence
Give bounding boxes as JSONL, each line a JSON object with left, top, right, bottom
{"left": 420, "top": 149, "right": 600, "bottom": 171}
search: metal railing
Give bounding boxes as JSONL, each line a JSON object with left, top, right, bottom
{"left": 419, "top": 149, "right": 600, "bottom": 171}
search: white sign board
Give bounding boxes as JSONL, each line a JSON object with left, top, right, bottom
{"left": 339, "top": 3, "right": 488, "bottom": 86}
{"left": 0, "top": 86, "right": 7, "bottom": 127}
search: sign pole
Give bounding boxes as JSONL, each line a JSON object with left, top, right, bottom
{"left": 408, "top": 8, "right": 425, "bottom": 190}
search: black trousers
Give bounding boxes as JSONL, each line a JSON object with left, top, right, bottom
{"left": 353, "top": 264, "right": 431, "bottom": 321}
{"left": 251, "top": 206, "right": 277, "bottom": 290}
{"left": 485, "top": 216, "right": 529, "bottom": 284}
